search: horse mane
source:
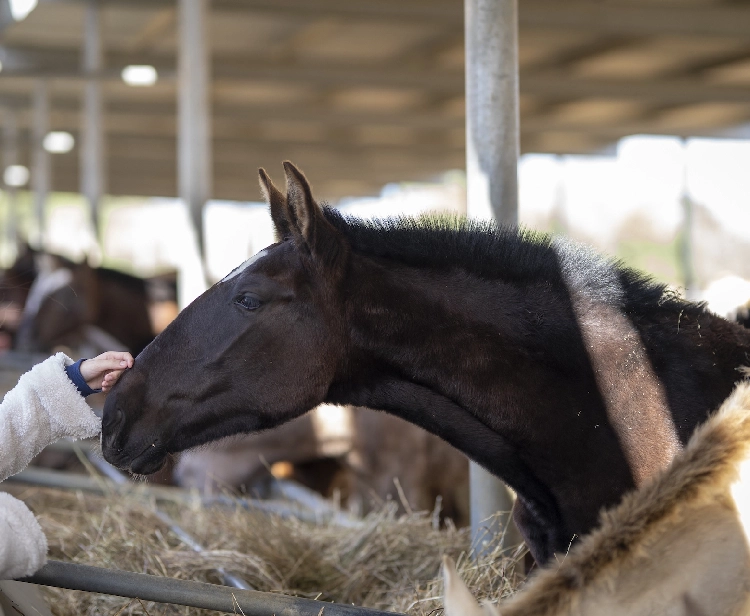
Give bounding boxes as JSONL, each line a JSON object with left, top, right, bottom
{"left": 323, "top": 207, "right": 702, "bottom": 315}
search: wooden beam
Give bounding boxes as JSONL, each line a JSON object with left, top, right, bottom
{"left": 521, "top": 71, "right": 750, "bottom": 105}
{"left": 235, "top": 0, "right": 750, "bottom": 41}
{"left": 3, "top": 94, "right": 467, "bottom": 131}
{"left": 45, "top": 149, "right": 465, "bottom": 200}
{"left": 127, "top": 7, "right": 176, "bottom": 53}
{"left": 38, "top": 0, "right": 462, "bottom": 23}
{"left": 30, "top": 0, "right": 750, "bottom": 38}
{"left": 1, "top": 43, "right": 750, "bottom": 108}
{"left": 519, "top": 1, "right": 750, "bottom": 39}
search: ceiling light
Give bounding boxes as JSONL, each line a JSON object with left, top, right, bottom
{"left": 4, "top": 165, "right": 29, "bottom": 187}
{"left": 9, "top": 0, "right": 37, "bottom": 21}
{"left": 121, "top": 65, "right": 157, "bottom": 87}
{"left": 43, "top": 131, "right": 75, "bottom": 154}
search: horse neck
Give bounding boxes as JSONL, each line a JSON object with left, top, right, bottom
{"left": 334, "top": 255, "right": 625, "bottom": 558}
{"left": 333, "top": 255, "right": 720, "bottom": 500}
{"left": 335, "top": 255, "right": 595, "bottom": 447}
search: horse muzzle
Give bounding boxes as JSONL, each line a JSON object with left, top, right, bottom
{"left": 102, "top": 434, "right": 167, "bottom": 475}
{"left": 101, "top": 402, "right": 168, "bottom": 474}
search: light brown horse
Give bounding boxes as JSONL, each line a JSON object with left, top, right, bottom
{"left": 444, "top": 379, "right": 750, "bottom": 616}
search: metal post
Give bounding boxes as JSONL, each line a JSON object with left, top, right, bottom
{"left": 31, "top": 80, "right": 50, "bottom": 249}
{"left": 2, "top": 107, "right": 19, "bottom": 265}
{"left": 465, "top": 0, "right": 524, "bottom": 556}
{"left": 21, "top": 561, "right": 402, "bottom": 616}
{"left": 679, "top": 139, "right": 696, "bottom": 300}
{"left": 80, "top": 0, "right": 105, "bottom": 251}
{"left": 178, "top": 0, "right": 212, "bottom": 260}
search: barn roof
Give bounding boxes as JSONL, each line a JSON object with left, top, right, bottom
{"left": 1, "top": 0, "right": 749, "bottom": 200}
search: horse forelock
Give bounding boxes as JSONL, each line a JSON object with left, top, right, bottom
{"left": 323, "top": 207, "right": 689, "bottom": 312}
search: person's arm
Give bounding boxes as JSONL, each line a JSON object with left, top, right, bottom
{"left": 0, "top": 351, "right": 132, "bottom": 483}
{"left": 64, "top": 352, "right": 133, "bottom": 396}
{"left": 0, "top": 351, "right": 132, "bottom": 580}
{"left": 0, "top": 493, "right": 47, "bottom": 579}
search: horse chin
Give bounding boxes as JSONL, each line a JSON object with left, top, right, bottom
{"left": 128, "top": 448, "right": 168, "bottom": 476}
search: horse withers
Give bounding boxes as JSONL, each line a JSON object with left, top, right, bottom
{"left": 102, "top": 162, "right": 750, "bottom": 564}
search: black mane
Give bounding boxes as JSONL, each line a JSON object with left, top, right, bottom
{"left": 324, "top": 207, "right": 702, "bottom": 315}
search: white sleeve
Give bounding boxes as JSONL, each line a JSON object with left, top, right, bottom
{"left": 0, "top": 493, "right": 47, "bottom": 580}
{"left": 0, "top": 352, "right": 101, "bottom": 482}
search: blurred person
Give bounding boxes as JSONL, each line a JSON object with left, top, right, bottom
{"left": 0, "top": 351, "right": 133, "bottom": 614}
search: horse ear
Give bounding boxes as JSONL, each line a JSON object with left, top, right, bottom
{"left": 259, "top": 168, "right": 291, "bottom": 241}
{"left": 442, "top": 556, "right": 498, "bottom": 616}
{"left": 282, "top": 161, "right": 347, "bottom": 270}
{"left": 283, "top": 161, "right": 317, "bottom": 241}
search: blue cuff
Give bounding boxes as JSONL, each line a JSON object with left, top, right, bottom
{"left": 64, "top": 359, "right": 102, "bottom": 397}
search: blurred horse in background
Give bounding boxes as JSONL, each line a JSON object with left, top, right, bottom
{"left": 12, "top": 252, "right": 177, "bottom": 357}
{"left": 2, "top": 248, "right": 178, "bottom": 481}
{"left": 0, "top": 245, "right": 38, "bottom": 351}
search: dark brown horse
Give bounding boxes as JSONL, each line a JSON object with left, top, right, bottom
{"left": 102, "top": 162, "right": 750, "bottom": 564}
{"left": 13, "top": 253, "right": 162, "bottom": 356}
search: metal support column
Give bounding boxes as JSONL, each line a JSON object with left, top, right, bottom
{"left": 679, "top": 139, "right": 696, "bottom": 300}
{"left": 80, "top": 0, "right": 105, "bottom": 253}
{"left": 465, "top": 0, "right": 524, "bottom": 556}
{"left": 2, "top": 107, "right": 19, "bottom": 265}
{"left": 31, "top": 80, "right": 50, "bottom": 249}
{"left": 178, "top": 0, "right": 212, "bottom": 260}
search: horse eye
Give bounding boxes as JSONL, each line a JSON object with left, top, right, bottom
{"left": 235, "top": 295, "right": 261, "bottom": 310}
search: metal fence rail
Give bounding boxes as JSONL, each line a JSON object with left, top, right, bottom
{"left": 20, "top": 560, "right": 404, "bottom": 616}
{"left": 6, "top": 464, "right": 358, "bottom": 524}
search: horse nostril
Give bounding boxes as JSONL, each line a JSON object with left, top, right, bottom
{"left": 105, "top": 408, "right": 124, "bottom": 430}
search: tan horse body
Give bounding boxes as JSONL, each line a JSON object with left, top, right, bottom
{"left": 445, "top": 380, "right": 750, "bottom": 616}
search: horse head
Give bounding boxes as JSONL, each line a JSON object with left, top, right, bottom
{"left": 102, "top": 162, "right": 351, "bottom": 474}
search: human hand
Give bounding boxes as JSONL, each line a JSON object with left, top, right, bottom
{"left": 79, "top": 351, "right": 134, "bottom": 393}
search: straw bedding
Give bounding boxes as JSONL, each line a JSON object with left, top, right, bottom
{"left": 2, "top": 483, "right": 523, "bottom": 615}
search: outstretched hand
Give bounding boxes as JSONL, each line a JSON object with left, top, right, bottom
{"left": 79, "top": 351, "right": 134, "bottom": 393}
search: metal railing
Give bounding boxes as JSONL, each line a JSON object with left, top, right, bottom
{"left": 21, "top": 560, "right": 404, "bottom": 616}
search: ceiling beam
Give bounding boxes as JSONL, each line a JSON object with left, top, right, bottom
{"left": 31, "top": 0, "right": 750, "bottom": 37}
{"left": 2, "top": 45, "right": 750, "bottom": 107}
{"left": 38, "top": 0, "right": 463, "bottom": 23}
{"left": 42, "top": 148, "right": 464, "bottom": 200}
{"left": 0, "top": 95, "right": 466, "bottom": 130}
{"left": 519, "top": 113, "right": 750, "bottom": 140}
{"left": 8, "top": 128, "right": 464, "bottom": 160}
{"left": 521, "top": 71, "right": 750, "bottom": 105}
{"left": 519, "top": 1, "right": 750, "bottom": 39}
{"left": 126, "top": 7, "right": 177, "bottom": 54}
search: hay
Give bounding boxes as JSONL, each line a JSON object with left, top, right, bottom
{"left": 2, "top": 483, "right": 524, "bottom": 615}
